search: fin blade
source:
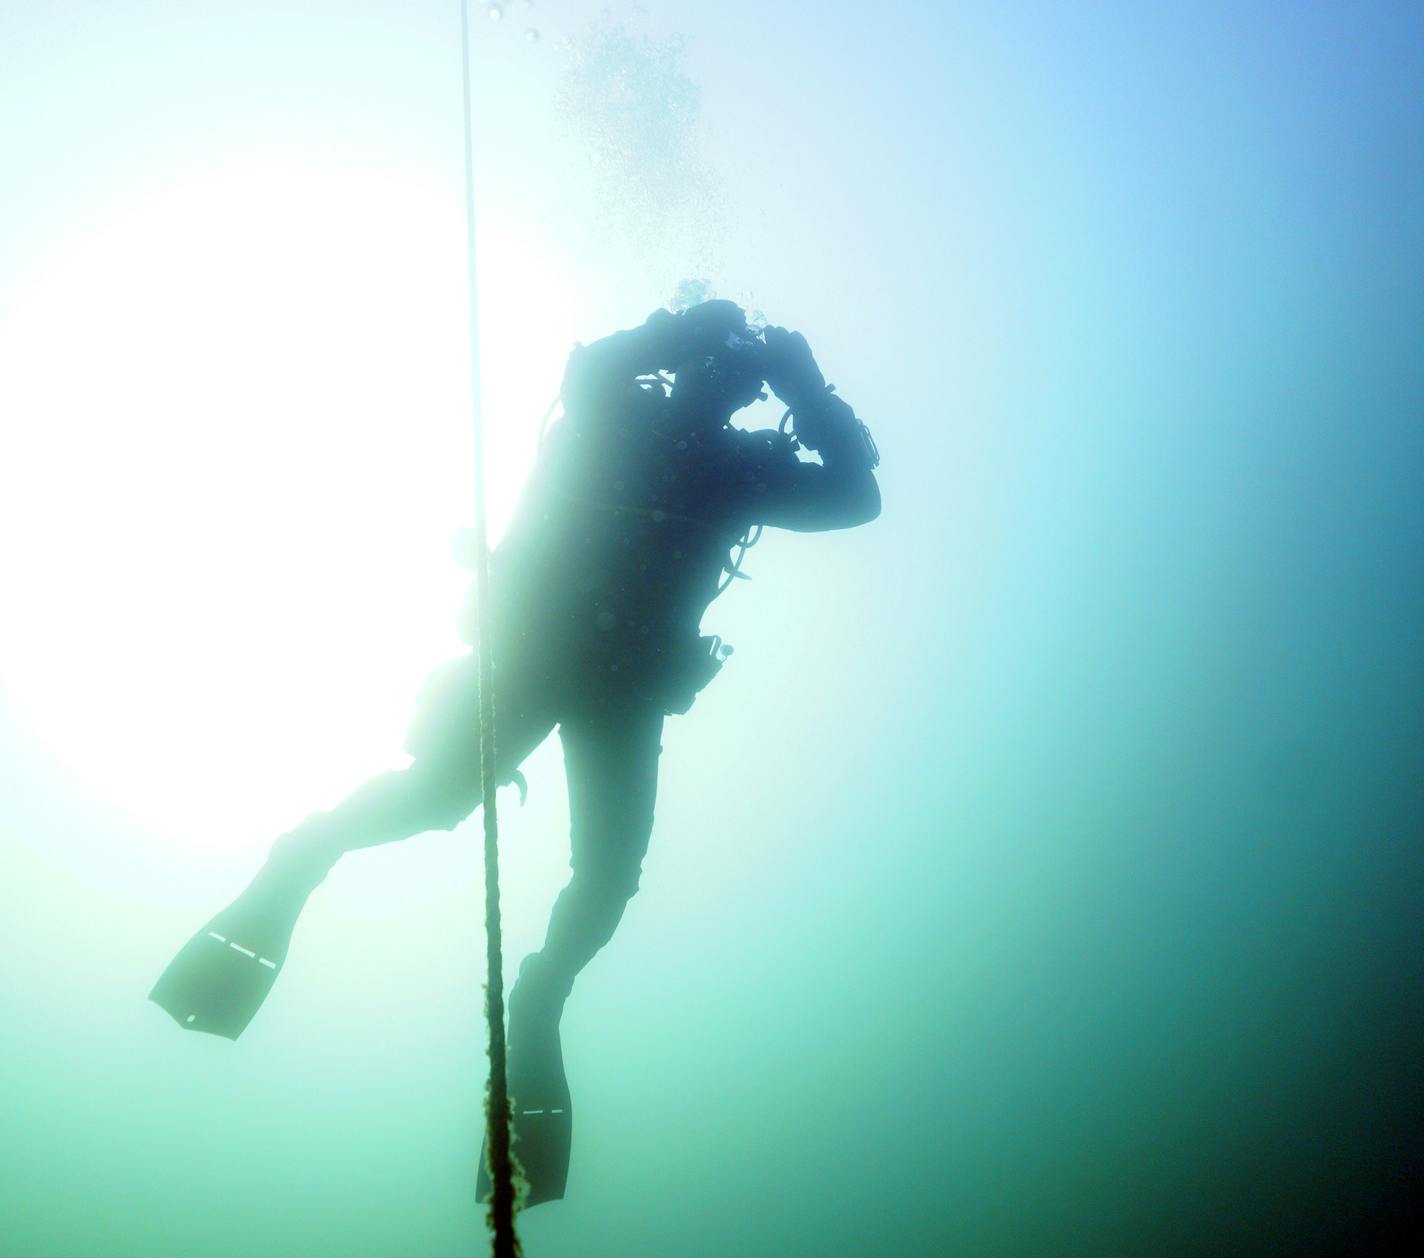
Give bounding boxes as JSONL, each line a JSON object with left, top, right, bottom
{"left": 477, "top": 1025, "right": 572, "bottom": 1209}
{"left": 149, "top": 927, "right": 281, "bottom": 1040}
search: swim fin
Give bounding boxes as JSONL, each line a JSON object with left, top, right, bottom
{"left": 477, "top": 955, "right": 575, "bottom": 1208}
{"left": 149, "top": 834, "right": 336, "bottom": 1040}
{"left": 477, "top": 1016, "right": 573, "bottom": 1209}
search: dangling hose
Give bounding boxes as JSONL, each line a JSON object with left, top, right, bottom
{"left": 714, "top": 523, "right": 763, "bottom": 598}
{"left": 458, "top": 5, "right": 520, "bottom": 1255}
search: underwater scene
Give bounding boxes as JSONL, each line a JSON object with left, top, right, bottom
{"left": 1, "top": 3, "right": 1421, "bottom": 1255}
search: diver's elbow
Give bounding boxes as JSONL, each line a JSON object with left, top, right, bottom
{"left": 828, "top": 489, "right": 879, "bottom": 530}
{"left": 850, "top": 477, "right": 881, "bottom": 526}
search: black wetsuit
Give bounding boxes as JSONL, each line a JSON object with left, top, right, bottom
{"left": 311, "top": 315, "right": 879, "bottom": 1014}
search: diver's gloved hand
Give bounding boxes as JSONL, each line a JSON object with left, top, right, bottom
{"left": 762, "top": 326, "right": 827, "bottom": 409}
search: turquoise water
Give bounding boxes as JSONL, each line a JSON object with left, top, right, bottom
{"left": 1, "top": 4, "right": 1420, "bottom": 1254}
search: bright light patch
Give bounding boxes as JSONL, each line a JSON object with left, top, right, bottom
{"left": 0, "top": 161, "right": 570, "bottom": 856}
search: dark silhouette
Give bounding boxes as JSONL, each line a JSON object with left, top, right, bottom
{"left": 150, "top": 300, "right": 881, "bottom": 1205}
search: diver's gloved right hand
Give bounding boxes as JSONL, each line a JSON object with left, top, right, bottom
{"left": 761, "top": 326, "right": 827, "bottom": 408}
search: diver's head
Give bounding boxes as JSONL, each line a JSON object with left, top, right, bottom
{"left": 668, "top": 323, "right": 767, "bottom": 429}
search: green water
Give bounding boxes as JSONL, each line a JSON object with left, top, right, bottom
{"left": 2, "top": 3, "right": 1420, "bottom": 1255}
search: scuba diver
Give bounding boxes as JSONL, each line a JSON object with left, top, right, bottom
{"left": 150, "top": 299, "right": 881, "bottom": 1205}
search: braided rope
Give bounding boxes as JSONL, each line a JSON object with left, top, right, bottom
{"left": 458, "top": 5, "right": 520, "bottom": 1254}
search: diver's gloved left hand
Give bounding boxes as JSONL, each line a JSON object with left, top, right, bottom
{"left": 761, "top": 326, "right": 827, "bottom": 408}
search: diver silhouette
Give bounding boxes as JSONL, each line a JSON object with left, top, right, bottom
{"left": 150, "top": 299, "right": 881, "bottom": 1205}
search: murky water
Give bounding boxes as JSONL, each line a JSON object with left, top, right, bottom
{"left": 1, "top": 3, "right": 1420, "bottom": 1254}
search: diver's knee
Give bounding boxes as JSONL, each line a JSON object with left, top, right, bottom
{"left": 425, "top": 790, "right": 481, "bottom": 832}
{"left": 572, "top": 858, "right": 645, "bottom": 904}
{"left": 408, "top": 763, "right": 482, "bottom": 832}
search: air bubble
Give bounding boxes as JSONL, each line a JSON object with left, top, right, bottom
{"left": 487, "top": 3, "right": 503, "bottom": 20}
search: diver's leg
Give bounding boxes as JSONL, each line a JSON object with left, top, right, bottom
{"left": 511, "top": 702, "right": 666, "bottom": 1031}
{"left": 485, "top": 701, "right": 664, "bottom": 1206}
{"left": 268, "top": 655, "right": 559, "bottom": 873}
{"left": 269, "top": 756, "right": 491, "bottom": 871}
{"left": 151, "top": 657, "right": 556, "bottom": 1038}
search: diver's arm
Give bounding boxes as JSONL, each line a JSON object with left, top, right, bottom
{"left": 754, "top": 393, "right": 881, "bottom": 532}
{"left": 751, "top": 326, "right": 880, "bottom": 530}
